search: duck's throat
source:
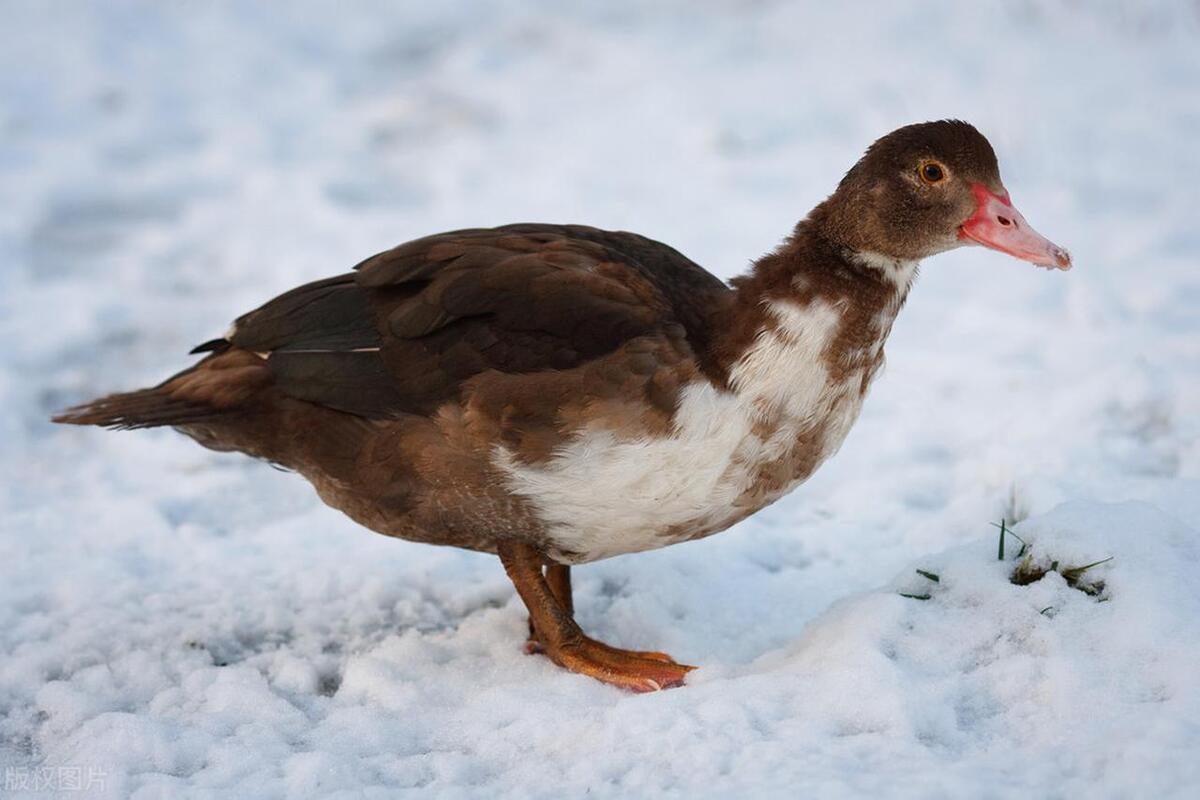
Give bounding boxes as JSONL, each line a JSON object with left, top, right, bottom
{"left": 713, "top": 228, "right": 916, "bottom": 487}
{"left": 720, "top": 224, "right": 915, "bottom": 402}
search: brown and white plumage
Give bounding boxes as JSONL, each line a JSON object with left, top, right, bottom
{"left": 55, "top": 121, "right": 1070, "bottom": 691}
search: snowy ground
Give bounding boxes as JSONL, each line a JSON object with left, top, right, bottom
{"left": 3, "top": 1, "right": 1200, "bottom": 797}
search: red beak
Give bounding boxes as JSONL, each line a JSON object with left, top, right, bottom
{"left": 959, "top": 184, "right": 1071, "bottom": 270}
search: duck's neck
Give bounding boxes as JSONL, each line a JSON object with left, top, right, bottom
{"left": 709, "top": 220, "right": 917, "bottom": 408}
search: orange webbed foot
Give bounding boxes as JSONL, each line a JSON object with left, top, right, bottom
{"left": 540, "top": 635, "right": 695, "bottom": 693}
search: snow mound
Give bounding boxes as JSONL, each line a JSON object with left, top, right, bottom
{"left": 733, "top": 501, "right": 1200, "bottom": 797}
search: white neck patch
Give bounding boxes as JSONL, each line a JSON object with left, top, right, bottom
{"left": 851, "top": 250, "right": 920, "bottom": 291}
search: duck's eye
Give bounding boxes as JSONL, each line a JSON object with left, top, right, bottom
{"left": 919, "top": 161, "right": 945, "bottom": 184}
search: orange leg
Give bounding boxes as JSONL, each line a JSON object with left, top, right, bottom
{"left": 546, "top": 563, "right": 574, "bottom": 616}
{"left": 499, "top": 541, "right": 694, "bottom": 692}
{"left": 525, "top": 563, "right": 572, "bottom": 653}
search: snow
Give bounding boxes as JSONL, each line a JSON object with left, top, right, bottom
{"left": 3, "top": 1, "right": 1200, "bottom": 797}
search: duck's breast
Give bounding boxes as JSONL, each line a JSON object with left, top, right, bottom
{"left": 496, "top": 298, "right": 884, "bottom": 563}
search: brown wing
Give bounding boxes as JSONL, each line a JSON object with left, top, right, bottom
{"left": 217, "top": 224, "right": 729, "bottom": 418}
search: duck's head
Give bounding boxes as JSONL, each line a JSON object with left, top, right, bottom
{"left": 818, "top": 119, "right": 1071, "bottom": 270}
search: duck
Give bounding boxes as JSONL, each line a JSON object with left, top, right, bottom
{"left": 55, "top": 120, "right": 1071, "bottom": 692}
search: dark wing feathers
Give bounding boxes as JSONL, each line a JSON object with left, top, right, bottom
{"left": 260, "top": 351, "right": 407, "bottom": 417}
{"left": 230, "top": 275, "right": 381, "bottom": 353}
{"left": 203, "top": 224, "right": 727, "bottom": 419}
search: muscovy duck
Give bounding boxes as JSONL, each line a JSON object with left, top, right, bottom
{"left": 56, "top": 120, "right": 1070, "bottom": 691}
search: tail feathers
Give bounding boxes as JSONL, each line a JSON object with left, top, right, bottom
{"left": 53, "top": 349, "right": 271, "bottom": 431}
{"left": 52, "top": 388, "right": 224, "bottom": 430}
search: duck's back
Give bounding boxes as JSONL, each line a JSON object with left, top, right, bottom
{"left": 208, "top": 224, "right": 728, "bottom": 418}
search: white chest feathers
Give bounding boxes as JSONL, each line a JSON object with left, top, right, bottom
{"left": 495, "top": 299, "right": 889, "bottom": 563}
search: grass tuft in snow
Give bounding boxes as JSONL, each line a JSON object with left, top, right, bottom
{"left": 1011, "top": 552, "right": 1113, "bottom": 597}
{"left": 904, "top": 519, "right": 1113, "bottom": 606}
